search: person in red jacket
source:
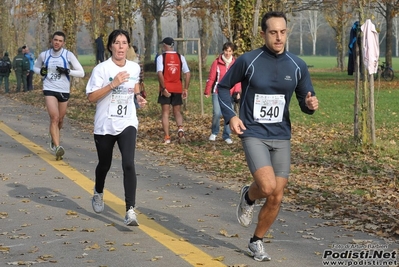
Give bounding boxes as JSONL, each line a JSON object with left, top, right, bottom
{"left": 204, "top": 42, "right": 241, "bottom": 144}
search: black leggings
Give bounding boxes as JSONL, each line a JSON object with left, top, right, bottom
{"left": 94, "top": 126, "right": 137, "bottom": 211}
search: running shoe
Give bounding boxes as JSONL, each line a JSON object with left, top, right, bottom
{"left": 209, "top": 134, "right": 217, "bottom": 141}
{"left": 124, "top": 206, "right": 139, "bottom": 226}
{"left": 49, "top": 135, "right": 56, "bottom": 152}
{"left": 55, "top": 146, "right": 65, "bottom": 161}
{"left": 92, "top": 189, "right": 104, "bottom": 213}
{"left": 248, "top": 240, "right": 271, "bottom": 261}
{"left": 164, "top": 136, "right": 171, "bottom": 144}
{"left": 178, "top": 128, "right": 186, "bottom": 144}
{"left": 236, "top": 185, "right": 254, "bottom": 227}
{"left": 225, "top": 138, "right": 233, "bottom": 144}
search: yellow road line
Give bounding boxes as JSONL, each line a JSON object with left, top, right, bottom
{"left": 0, "top": 121, "right": 226, "bottom": 267}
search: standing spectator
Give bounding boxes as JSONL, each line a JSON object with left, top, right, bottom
{"left": 86, "top": 29, "right": 147, "bottom": 226}
{"left": 95, "top": 34, "right": 105, "bottom": 64}
{"left": 0, "top": 52, "right": 12, "bottom": 93}
{"left": 156, "top": 37, "right": 191, "bottom": 144}
{"left": 218, "top": 11, "right": 319, "bottom": 261}
{"left": 12, "top": 47, "right": 30, "bottom": 92}
{"left": 33, "top": 31, "right": 85, "bottom": 160}
{"left": 204, "top": 42, "right": 241, "bottom": 144}
{"left": 126, "top": 43, "right": 137, "bottom": 62}
{"left": 22, "top": 45, "right": 35, "bottom": 91}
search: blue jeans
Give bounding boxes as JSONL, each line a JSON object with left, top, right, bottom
{"left": 211, "top": 93, "right": 231, "bottom": 140}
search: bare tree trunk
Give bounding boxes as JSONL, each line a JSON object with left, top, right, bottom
{"left": 385, "top": 3, "right": 393, "bottom": 67}
{"left": 143, "top": 18, "right": 154, "bottom": 64}
{"left": 339, "top": 21, "right": 346, "bottom": 71}
{"left": 252, "top": 0, "right": 261, "bottom": 49}
{"left": 299, "top": 13, "right": 304, "bottom": 56}
{"left": 156, "top": 17, "right": 162, "bottom": 55}
{"left": 176, "top": 0, "right": 184, "bottom": 54}
{"left": 354, "top": 35, "right": 360, "bottom": 141}
{"left": 369, "top": 74, "right": 375, "bottom": 145}
{"left": 395, "top": 16, "right": 399, "bottom": 57}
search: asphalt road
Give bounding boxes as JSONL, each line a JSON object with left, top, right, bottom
{"left": 0, "top": 94, "right": 397, "bottom": 267}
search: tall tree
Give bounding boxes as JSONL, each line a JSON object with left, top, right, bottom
{"left": 323, "top": 0, "right": 355, "bottom": 70}
{"left": 375, "top": 0, "right": 399, "bottom": 68}
{"left": 304, "top": 10, "right": 323, "bottom": 56}
{"left": 140, "top": 2, "right": 156, "bottom": 63}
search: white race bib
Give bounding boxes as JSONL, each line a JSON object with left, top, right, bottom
{"left": 108, "top": 93, "right": 133, "bottom": 119}
{"left": 253, "top": 94, "right": 285, "bottom": 123}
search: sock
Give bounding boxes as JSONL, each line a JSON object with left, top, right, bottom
{"left": 250, "top": 235, "right": 263, "bottom": 243}
{"left": 245, "top": 191, "right": 255, "bottom": 205}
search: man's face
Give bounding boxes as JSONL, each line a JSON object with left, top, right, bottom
{"left": 52, "top": 35, "right": 65, "bottom": 52}
{"left": 261, "top": 17, "right": 287, "bottom": 54}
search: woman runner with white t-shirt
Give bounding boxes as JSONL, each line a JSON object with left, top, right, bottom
{"left": 85, "top": 29, "right": 147, "bottom": 226}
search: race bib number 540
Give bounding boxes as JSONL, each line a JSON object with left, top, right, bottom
{"left": 253, "top": 94, "right": 285, "bottom": 123}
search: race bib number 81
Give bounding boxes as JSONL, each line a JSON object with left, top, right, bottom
{"left": 253, "top": 94, "right": 285, "bottom": 123}
{"left": 108, "top": 93, "right": 133, "bottom": 118}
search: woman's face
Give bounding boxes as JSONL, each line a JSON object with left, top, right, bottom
{"left": 223, "top": 47, "right": 233, "bottom": 59}
{"left": 110, "top": 34, "right": 129, "bottom": 61}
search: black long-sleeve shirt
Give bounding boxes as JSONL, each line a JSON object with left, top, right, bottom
{"left": 217, "top": 45, "right": 315, "bottom": 140}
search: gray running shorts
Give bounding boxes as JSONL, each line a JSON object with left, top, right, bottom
{"left": 242, "top": 137, "right": 291, "bottom": 178}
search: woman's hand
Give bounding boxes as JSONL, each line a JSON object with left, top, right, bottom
{"left": 113, "top": 71, "right": 130, "bottom": 86}
{"left": 137, "top": 95, "right": 147, "bottom": 108}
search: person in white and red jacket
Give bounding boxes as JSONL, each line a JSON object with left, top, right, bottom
{"left": 204, "top": 42, "right": 241, "bottom": 144}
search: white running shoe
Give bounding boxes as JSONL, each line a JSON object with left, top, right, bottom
{"left": 225, "top": 138, "right": 233, "bottom": 144}
{"left": 49, "top": 135, "right": 56, "bottom": 152}
{"left": 209, "top": 134, "right": 217, "bottom": 141}
{"left": 248, "top": 240, "right": 271, "bottom": 261}
{"left": 92, "top": 189, "right": 104, "bottom": 213}
{"left": 124, "top": 206, "right": 139, "bottom": 226}
{"left": 236, "top": 185, "right": 254, "bottom": 227}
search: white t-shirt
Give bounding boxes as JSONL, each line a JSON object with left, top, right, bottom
{"left": 86, "top": 58, "right": 141, "bottom": 135}
{"left": 34, "top": 48, "right": 85, "bottom": 93}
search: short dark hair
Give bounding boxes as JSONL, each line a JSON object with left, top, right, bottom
{"left": 52, "top": 31, "right": 66, "bottom": 41}
{"left": 222, "top": 42, "right": 236, "bottom": 51}
{"left": 107, "top": 29, "right": 130, "bottom": 55}
{"left": 261, "top": 11, "right": 287, "bottom": 32}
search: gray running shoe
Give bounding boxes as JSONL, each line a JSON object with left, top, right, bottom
{"left": 124, "top": 206, "right": 139, "bottom": 226}
{"left": 92, "top": 189, "right": 104, "bottom": 213}
{"left": 236, "top": 185, "right": 254, "bottom": 227}
{"left": 248, "top": 240, "right": 271, "bottom": 261}
{"left": 55, "top": 146, "right": 65, "bottom": 161}
{"left": 49, "top": 135, "right": 56, "bottom": 152}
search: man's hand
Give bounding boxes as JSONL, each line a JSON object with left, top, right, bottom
{"left": 40, "top": 66, "right": 47, "bottom": 76}
{"left": 229, "top": 116, "right": 246, "bottom": 135}
{"left": 56, "top": 66, "right": 70, "bottom": 75}
{"left": 305, "top": 92, "right": 319, "bottom": 110}
{"left": 162, "top": 88, "right": 171, "bottom": 98}
{"left": 182, "top": 89, "right": 188, "bottom": 99}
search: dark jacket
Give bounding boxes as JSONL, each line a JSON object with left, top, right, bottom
{"left": 0, "top": 55, "right": 12, "bottom": 76}
{"left": 13, "top": 51, "right": 30, "bottom": 72}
